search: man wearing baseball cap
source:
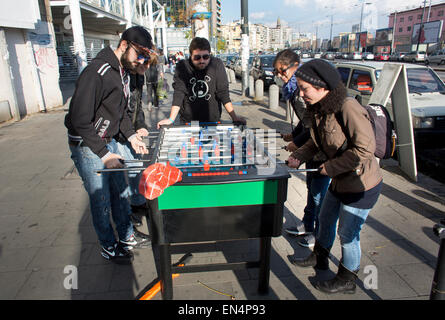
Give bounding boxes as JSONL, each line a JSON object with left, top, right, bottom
{"left": 65, "top": 26, "right": 154, "bottom": 264}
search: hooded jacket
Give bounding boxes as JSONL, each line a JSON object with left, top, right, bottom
{"left": 292, "top": 85, "right": 383, "bottom": 194}
{"left": 65, "top": 46, "right": 135, "bottom": 158}
{"left": 171, "top": 56, "right": 231, "bottom": 122}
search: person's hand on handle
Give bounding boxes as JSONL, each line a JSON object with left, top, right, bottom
{"left": 285, "top": 142, "right": 297, "bottom": 152}
{"left": 129, "top": 135, "right": 148, "bottom": 154}
{"left": 103, "top": 153, "right": 124, "bottom": 169}
{"left": 286, "top": 156, "right": 301, "bottom": 169}
{"left": 137, "top": 128, "right": 149, "bottom": 137}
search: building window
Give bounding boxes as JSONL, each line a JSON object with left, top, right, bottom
{"left": 439, "top": 10, "right": 444, "bottom": 17}
{"left": 407, "top": 26, "right": 411, "bottom": 31}
{"left": 400, "top": 17, "right": 404, "bottom": 22}
{"left": 418, "top": 14, "right": 422, "bottom": 19}
{"left": 408, "top": 16, "right": 413, "bottom": 21}
{"left": 399, "top": 27, "right": 403, "bottom": 32}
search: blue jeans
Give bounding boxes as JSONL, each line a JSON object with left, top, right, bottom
{"left": 69, "top": 139, "right": 133, "bottom": 248}
{"left": 316, "top": 190, "right": 372, "bottom": 272}
{"left": 302, "top": 173, "right": 331, "bottom": 235}
{"left": 116, "top": 141, "right": 146, "bottom": 207}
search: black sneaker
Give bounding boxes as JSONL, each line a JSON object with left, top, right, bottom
{"left": 101, "top": 243, "right": 134, "bottom": 264}
{"left": 297, "top": 233, "right": 315, "bottom": 248}
{"left": 130, "top": 213, "right": 143, "bottom": 227}
{"left": 285, "top": 221, "right": 307, "bottom": 236}
{"left": 131, "top": 204, "right": 148, "bottom": 216}
{"left": 119, "top": 229, "right": 151, "bottom": 250}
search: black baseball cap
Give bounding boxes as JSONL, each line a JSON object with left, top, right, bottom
{"left": 121, "top": 26, "right": 153, "bottom": 50}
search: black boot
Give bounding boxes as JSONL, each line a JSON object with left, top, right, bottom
{"left": 315, "top": 263, "right": 358, "bottom": 294}
{"left": 289, "top": 241, "right": 330, "bottom": 270}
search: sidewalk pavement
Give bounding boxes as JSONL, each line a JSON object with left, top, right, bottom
{"left": 0, "top": 73, "right": 444, "bottom": 300}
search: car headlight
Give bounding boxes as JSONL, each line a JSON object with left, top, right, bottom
{"left": 412, "top": 116, "right": 434, "bottom": 128}
{"left": 265, "top": 71, "right": 273, "bottom": 76}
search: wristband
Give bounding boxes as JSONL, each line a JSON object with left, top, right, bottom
{"left": 168, "top": 118, "right": 174, "bottom": 124}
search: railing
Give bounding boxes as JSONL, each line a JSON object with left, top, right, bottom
{"left": 81, "top": 0, "right": 124, "bottom": 17}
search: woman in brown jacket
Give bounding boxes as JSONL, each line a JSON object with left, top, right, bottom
{"left": 287, "top": 59, "right": 383, "bottom": 294}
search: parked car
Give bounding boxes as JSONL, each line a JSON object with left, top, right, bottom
{"left": 403, "top": 51, "right": 427, "bottom": 63}
{"left": 348, "top": 51, "right": 362, "bottom": 60}
{"left": 335, "top": 61, "right": 445, "bottom": 145}
{"left": 233, "top": 55, "right": 254, "bottom": 78}
{"left": 389, "top": 52, "right": 407, "bottom": 61}
{"left": 425, "top": 49, "right": 445, "bottom": 65}
{"left": 250, "top": 55, "right": 276, "bottom": 87}
{"left": 335, "top": 52, "right": 344, "bottom": 59}
{"left": 362, "top": 52, "right": 375, "bottom": 60}
{"left": 321, "top": 52, "right": 335, "bottom": 60}
{"left": 375, "top": 53, "right": 390, "bottom": 61}
{"left": 223, "top": 54, "right": 237, "bottom": 68}
{"left": 301, "top": 51, "right": 311, "bottom": 58}
{"left": 312, "top": 52, "right": 322, "bottom": 58}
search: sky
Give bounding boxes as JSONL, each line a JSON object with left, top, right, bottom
{"left": 221, "top": 0, "right": 444, "bottom": 39}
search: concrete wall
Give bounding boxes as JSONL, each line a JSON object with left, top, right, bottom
{"left": 0, "top": 1, "right": 63, "bottom": 122}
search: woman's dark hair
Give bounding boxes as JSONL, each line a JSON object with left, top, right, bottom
{"left": 273, "top": 49, "right": 300, "bottom": 68}
{"left": 189, "top": 37, "right": 211, "bottom": 54}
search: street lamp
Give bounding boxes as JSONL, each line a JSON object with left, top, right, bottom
{"left": 326, "top": 14, "right": 333, "bottom": 50}
{"left": 358, "top": 1, "right": 371, "bottom": 52}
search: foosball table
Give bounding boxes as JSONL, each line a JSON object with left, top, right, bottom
{"left": 141, "top": 122, "right": 290, "bottom": 299}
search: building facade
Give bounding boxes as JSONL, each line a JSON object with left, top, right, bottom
{"left": 0, "top": 0, "right": 62, "bottom": 122}
{"left": 388, "top": 3, "right": 445, "bottom": 52}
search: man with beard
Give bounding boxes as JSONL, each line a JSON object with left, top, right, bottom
{"left": 64, "top": 26, "right": 153, "bottom": 264}
{"left": 157, "top": 37, "right": 245, "bottom": 128}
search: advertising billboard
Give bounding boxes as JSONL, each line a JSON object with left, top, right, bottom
{"left": 359, "top": 32, "right": 367, "bottom": 48}
{"left": 411, "top": 20, "right": 443, "bottom": 44}
{"left": 375, "top": 28, "right": 393, "bottom": 46}
{"left": 340, "top": 34, "right": 349, "bottom": 49}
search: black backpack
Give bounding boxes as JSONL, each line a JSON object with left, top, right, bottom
{"left": 336, "top": 103, "right": 396, "bottom": 159}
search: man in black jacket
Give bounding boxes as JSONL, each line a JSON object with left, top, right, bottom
{"left": 157, "top": 37, "right": 245, "bottom": 128}
{"left": 65, "top": 26, "right": 152, "bottom": 264}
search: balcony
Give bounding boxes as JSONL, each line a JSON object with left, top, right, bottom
{"left": 82, "top": 0, "right": 124, "bottom": 17}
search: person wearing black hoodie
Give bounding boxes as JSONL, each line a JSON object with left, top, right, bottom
{"left": 157, "top": 37, "right": 245, "bottom": 128}
{"left": 65, "top": 26, "right": 153, "bottom": 264}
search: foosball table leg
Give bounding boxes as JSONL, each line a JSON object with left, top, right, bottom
{"left": 159, "top": 244, "right": 173, "bottom": 300}
{"left": 258, "top": 236, "right": 271, "bottom": 295}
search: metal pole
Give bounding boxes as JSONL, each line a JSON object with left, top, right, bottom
{"left": 147, "top": 0, "right": 154, "bottom": 37}
{"left": 391, "top": 11, "right": 397, "bottom": 54}
{"left": 430, "top": 219, "right": 445, "bottom": 300}
{"left": 69, "top": 0, "right": 87, "bottom": 73}
{"left": 161, "top": 5, "right": 167, "bottom": 55}
{"left": 329, "top": 14, "right": 333, "bottom": 50}
{"left": 416, "top": 0, "right": 427, "bottom": 53}
{"left": 427, "top": 0, "right": 432, "bottom": 23}
{"left": 240, "top": 0, "right": 249, "bottom": 97}
{"left": 358, "top": 2, "right": 364, "bottom": 52}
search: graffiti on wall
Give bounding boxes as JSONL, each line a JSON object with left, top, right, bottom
{"left": 33, "top": 47, "right": 57, "bottom": 70}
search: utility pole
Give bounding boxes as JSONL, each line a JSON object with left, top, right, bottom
{"left": 416, "top": 0, "right": 427, "bottom": 52}
{"left": 329, "top": 14, "right": 333, "bottom": 50}
{"left": 391, "top": 11, "right": 397, "bottom": 54}
{"left": 358, "top": 2, "right": 364, "bottom": 52}
{"left": 240, "top": 0, "right": 249, "bottom": 97}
